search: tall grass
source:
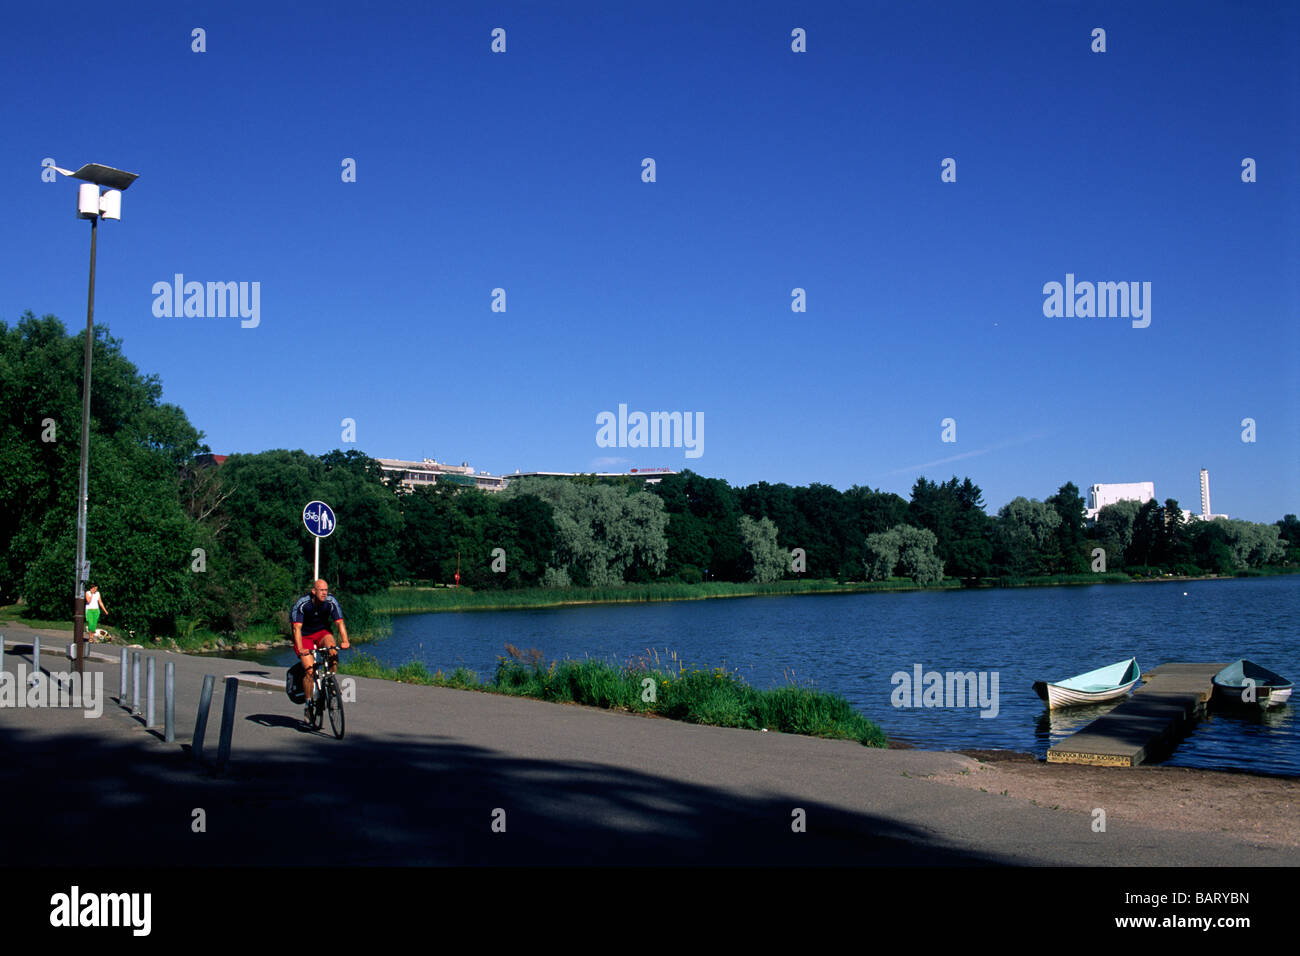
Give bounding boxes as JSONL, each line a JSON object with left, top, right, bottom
{"left": 338, "top": 644, "right": 887, "bottom": 747}
{"left": 978, "top": 572, "right": 1133, "bottom": 588}
{"left": 373, "top": 578, "right": 958, "bottom": 615}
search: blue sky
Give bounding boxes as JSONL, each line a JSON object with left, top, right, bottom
{"left": 4, "top": 1, "right": 1297, "bottom": 521}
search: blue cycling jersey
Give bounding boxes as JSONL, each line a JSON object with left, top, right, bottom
{"left": 290, "top": 594, "right": 343, "bottom": 634}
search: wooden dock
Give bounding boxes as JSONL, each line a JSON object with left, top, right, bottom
{"left": 1045, "top": 662, "right": 1227, "bottom": 767}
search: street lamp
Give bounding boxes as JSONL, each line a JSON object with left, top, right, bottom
{"left": 51, "top": 162, "right": 139, "bottom": 673}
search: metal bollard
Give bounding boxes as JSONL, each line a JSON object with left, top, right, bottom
{"left": 215, "top": 677, "right": 239, "bottom": 775}
{"left": 33, "top": 637, "right": 40, "bottom": 676}
{"left": 192, "top": 675, "right": 215, "bottom": 763}
{"left": 132, "top": 652, "right": 141, "bottom": 713}
{"left": 165, "top": 661, "right": 175, "bottom": 743}
{"left": 1, "top": 631, "right": 5, "bottom": 673}
{"left": 120, "top": 648, "right": 128, "bottom": 704}
{"left": 146, "top": 657, "right": 156, "bottom": 728}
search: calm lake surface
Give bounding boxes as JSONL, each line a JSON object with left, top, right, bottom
{"left": 278, "top": 576, "right": 1300, "bottom": 776}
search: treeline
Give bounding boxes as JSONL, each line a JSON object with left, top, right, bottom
{"left": 2, "top": 313, "right": 1296, "bottom": 640}
{"left": 401, "top": 473, "right": 1294, "bottom": 589}
{"left": 1, "top": 314, "right": 400, "bottom": 637}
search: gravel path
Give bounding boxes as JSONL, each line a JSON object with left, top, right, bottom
{"left": 929, "top": 750, "right": 1300, "bottom": 849}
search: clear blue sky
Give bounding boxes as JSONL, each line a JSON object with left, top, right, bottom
{"left": 4, "top": 1, "right": 1297, "bottom": 521}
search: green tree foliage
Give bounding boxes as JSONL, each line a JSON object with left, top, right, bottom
{"left": 862, "top": 523, "right": 945, "bottom": 584}
{"left": 908, "top": 476, "right": 992, "bottom": 579}
{"left": 737, "top": 515, "right": 785, "bottom": 583}
{"left": 652, "top": 471, "right": 744, "bottom": 581}
{"left": 502, "top": 478, "right": 666, "bottom": 586}
{"left": 1183, "top": 519, "right": 1236, "bottom": 574}
{"left": 209, "top": 449, "right": 401, "bottom": 594}
{"left": 862, "top": 528, "right": 900, "bottom": 582}
{"left": 1046, "top": 482, "right": 1089, "bottom": 573}
{"left": 2, "top": 313, "right": 206, "bottom": 635}
{"left": 1276, "top": 514, "right": 1300, "bottom": 564}
{"left": 1129, "top": 499, "right": 1164, "bottom": 568}
{"left": 1161, "top": 498, "right": 1191, "bottom": 567}
{"left": 1090, "top": 499, "right": 1141, "bottom": 569}
{"left": 841, "top": 485, "right": 910, "bottom": 579}
{"left": 897, "top": 525, "right": 946, "bottom": 585}
{"left": 398, "top": 483, "right": 556, "bottom": 589}
{"left": 1212, "top": 519, "right": 1285, "bottom": 569}
{"left": 992, "top": 497, "right": 1060, "bottom": 576}
{"left": 738, "top": 479, "right": 908, "bottom": 580}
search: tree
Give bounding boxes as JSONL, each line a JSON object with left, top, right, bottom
{"left": 862, "top": 528, "right": 900, "bottom": 581}
{"left": 863, "top": 523, "right": 944, "bottom": 585}
{"left": 502, "top": 478, "right": 667, "bottom": 586}
{"left": 948, "top": 478, "right": 993, "bottom": 579}
{"left": 3, "top": 313, "right": 208, "bottom": 635}
{"left": 737, "top": 515, "right": 785, "bottom": 583}
{"left": 1046, "top": 482, "right": 1088, "bottom": 573}
{"left": 992, "top": 497, "right": 1060, "bottom": 576}
{"left": 1091, "top": 499, "right": 1140, "bottom": 568}
{"left": 1275, "top": 514, "right": 1300, "bottom": 564}
{"left": 897, "top": 525, "right": 945, "bottom": 585}
{"left": 842, "top": 485, "right": 910, "bottom": 579}
{"left": 1130, "top": 499, "right": 1164, "bottom": 568}
{"left": 1161, "top": 498, "right": 1190, "bottom": 568}
{"left": 1214, "top": 519, "right": 1285, "bottom": 569}
{"left": 653, "top": 471, "right": 744, "bottom": 580}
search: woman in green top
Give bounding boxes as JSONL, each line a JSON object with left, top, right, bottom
{"left": 85, "top": 585, "right": 108, "bottom": 640}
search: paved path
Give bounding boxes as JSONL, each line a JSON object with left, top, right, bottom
{"left": 1, "top": 623, "right": 1294, "bottom": 866}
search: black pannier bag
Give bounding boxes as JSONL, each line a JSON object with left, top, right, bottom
{"left": 286, "top": 662, "right": 307, "bottom": 704}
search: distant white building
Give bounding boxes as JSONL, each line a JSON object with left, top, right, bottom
{"left": 376, "top": 457, "right": 507, "bottom": 493}
{"left": 1086, "top": 482, "right": 1155, "bottom": 521}
{"left": 376, "top": 458, "right": 677, "bottom": 494}
{"left": 1085, "top": 472, "right": 1227, "bottom": 523}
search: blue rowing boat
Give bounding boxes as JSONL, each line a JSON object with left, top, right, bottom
{"left": 1211, "top": 659, "right": 1293, "bottom": 708}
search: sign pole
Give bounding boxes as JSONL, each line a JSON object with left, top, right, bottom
{"left": 314, "top": 536, "right": 320, "bottom": 581}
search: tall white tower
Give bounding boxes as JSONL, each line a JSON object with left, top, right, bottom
{"left": 1200, "top": 468, "right": 1211, "bottom": 517}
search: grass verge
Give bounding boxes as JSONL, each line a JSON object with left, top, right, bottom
{"left": 374, "top": 578, "right": 959, "bottom": 614}
{"left": 338, "top": 645, "right": 887, "bottom": 747}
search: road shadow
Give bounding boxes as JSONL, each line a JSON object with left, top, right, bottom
{"left": 0, "top": 719, "right": 1015, "bottom": 866}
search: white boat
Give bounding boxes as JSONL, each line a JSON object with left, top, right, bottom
{"left": 1032, "top": 657, "right": 1141, "bottom": 710}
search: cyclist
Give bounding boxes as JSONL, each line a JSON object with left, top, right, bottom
{"left": 290, "top": 579, "right": 350, "bottom": 724}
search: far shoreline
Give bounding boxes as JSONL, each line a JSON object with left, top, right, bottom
{"left": 375, "top": 567, "right": 1298, "bottom": 616}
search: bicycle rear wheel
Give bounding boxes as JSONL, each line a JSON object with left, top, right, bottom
{"left": 325, "top": 675, "right": 345, "bottom": 739}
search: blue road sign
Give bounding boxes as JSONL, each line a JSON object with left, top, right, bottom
{"left": 302, "top": 501, "right": 336, "bottom": 537}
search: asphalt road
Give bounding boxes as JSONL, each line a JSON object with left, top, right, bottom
{"left": 2, "top": 622, "right": 1295, "bottom": 866}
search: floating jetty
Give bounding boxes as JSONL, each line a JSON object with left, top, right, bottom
{"left": 1046, "top": 662, "right": 1227, "bottom": 767}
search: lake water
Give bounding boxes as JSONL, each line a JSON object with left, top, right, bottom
{"left": 274, "top": 576, "right": 1300, "bottom": 776}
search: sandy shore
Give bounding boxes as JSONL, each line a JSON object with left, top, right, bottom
{"left": 928, "top": 750, "right": 1300, "bottom": 849}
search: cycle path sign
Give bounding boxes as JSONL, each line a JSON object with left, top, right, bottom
{"left": 303, "top": 500, "right": 336, "bottom": 579}
{"left": 303, "top": 501, "right": 336, "bottom": 537}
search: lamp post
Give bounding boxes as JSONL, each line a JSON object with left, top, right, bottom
{"left": 51, "top": 163, "right": 139, "bottom": 674}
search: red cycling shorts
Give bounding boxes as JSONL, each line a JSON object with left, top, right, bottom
{"left": 299, "top": 629, "right": 334, "bottom": 654}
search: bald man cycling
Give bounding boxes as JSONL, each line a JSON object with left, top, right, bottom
{"left": 290, "top": 579, "right": 350, "bottom": 723}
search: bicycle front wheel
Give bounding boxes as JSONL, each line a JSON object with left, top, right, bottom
{"left": 325, "top": 675, "right": 345, "bottom": 739}
{"left": 311, "top": 680, "right": 325, "bottom": 730}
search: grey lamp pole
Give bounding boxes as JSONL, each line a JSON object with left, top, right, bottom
{"left": 52, "top": 163, "right": 139, "bottom": 674}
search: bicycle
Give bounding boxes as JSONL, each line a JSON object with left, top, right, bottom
{"left": 304, "top": 646, "right": 345, "bottom": 739}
